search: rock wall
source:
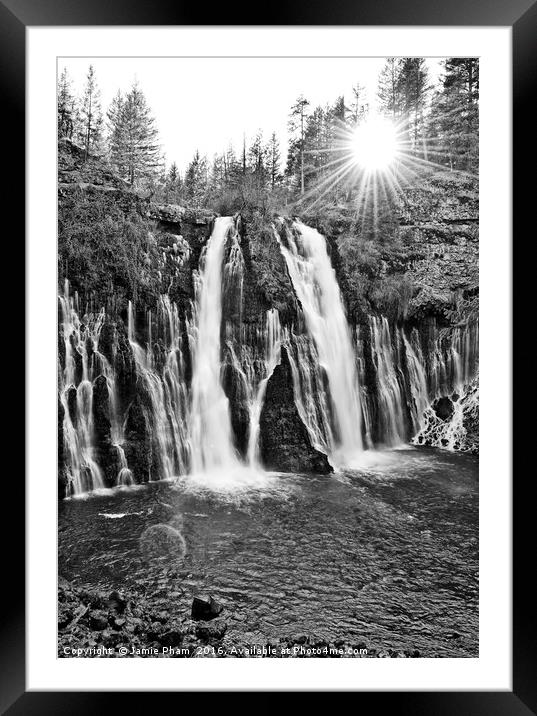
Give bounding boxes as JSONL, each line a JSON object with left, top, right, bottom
{"left": 259, "top": 347, "right": 333, "bottom": 474}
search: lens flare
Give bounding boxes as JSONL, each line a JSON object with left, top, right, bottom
{"left": 351, "top": 117, "right": 399, "bottom": 172}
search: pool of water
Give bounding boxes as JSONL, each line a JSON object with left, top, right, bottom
{"left": 58, "top": 446, "right": 478, "bottom": 657}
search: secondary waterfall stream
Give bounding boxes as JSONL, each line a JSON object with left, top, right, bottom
{"left": 188, "top": 217, "right": 241, "bottom": 474}
{"left": 59, "top": 283, "right": 105, "bottom": 495}
{"left": 279, "top": 222, "right": 364, "bottom": 466}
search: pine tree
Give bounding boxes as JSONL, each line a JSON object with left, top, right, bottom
{"left": 377, "top": 58, "right": 402, "bottom": 119}
{"left": 303, "top": 106, "right": 327, "bottom": 185}
{"left": 396, "top": 58, "right": 429, "bottom": 150}
{"left": 163, "top": 161, "right": 182, "bottom": 202}
{"left": 331, "top": 95, "right": 346, "bottom": 124}
{"left": 168, "top": 161, "right": 179, "bottom": 185}
{"left": 248, "top": 130, "right": 267, "bottom": 191}
{"left": 444, "top": 58, "right": 479, "bottom": 103}
{"left": 223, "top": 143, "right": 241, "bottom": 189}
{"left": 350, "top": 83, "right": 367, "bottom": 125}
{"left": 209, "top": 153, "right": 227, "bottom": 196}
{"left": 184, "top": 150, "right": 209, "bottom": 208}
{"left": 266, "top": 132, "right": 282, "bottom": 189}
{"left": 57, "top": 68, "right": 78, "bottom": 140}
{"left": 107, "top": 91, "right": 126, "bottom": 177}
{"left": 427, "top": 58, "right": 479, "bottom": 171}
{"left": 78, "top": 65, "right": 103, "bottom": 160}
{"left": 242, "top": 134, "right": 247, "bottom": 176}
{"left": 107, "top": 82, "right": 162, "bottom": 187}
{"left": 288, "top": 95, "right": 310, "bottom": 194}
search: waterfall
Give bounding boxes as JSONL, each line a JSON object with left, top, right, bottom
{"left": 59, "top": 276, "right": 191, "bottom": 495}
{"left": 412, "top": 321, "right": 479, "bottom": 451}
{"left": 59, "top": 281, "right": 105, "bottom": 495}
{"left": 354, "top": 326, "right": 374, "bottom": 449}
{"left": 116, "top": 445, "right": 133, "bottom": 486}
{"left": 369, "top": 316, "right": 407, "bottom": 447}
{"left": 158, "top": 296, "right": 190, "bottom": 475}
{"left": 127, "top": 301, "right": 187, "bottom": 481}
{"left": 285, "top": 333, "right": 335, "bottom": 454}
{"left": 402, "top": 329, "right": 429, "bottom": 435}
{"left": 189, "top": 217, "right": 241, "bottom": 473}
{"left": 278, "top": 222, "right": 363, "bottom": 465}
{"left": 246, "top": 309, "right": 282, "bottom": 466}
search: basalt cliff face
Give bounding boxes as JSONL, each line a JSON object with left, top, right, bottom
{"left": 58, "top": 141, "right": 478, "bottom": 498}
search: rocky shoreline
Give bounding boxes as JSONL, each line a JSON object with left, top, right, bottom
{"left": 58, "top": 578, "right": 423, "bottom": 659}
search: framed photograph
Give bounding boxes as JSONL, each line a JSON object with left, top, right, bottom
{"left": 4, "top": 0, "right": 532, "bottom": 708}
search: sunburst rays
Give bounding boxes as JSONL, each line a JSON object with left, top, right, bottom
{"left": 291, "top": 110, "right": 478, "bottom": 219}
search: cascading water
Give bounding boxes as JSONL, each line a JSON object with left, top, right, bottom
{"left": 412, "top": 321, "right": 479, "bottom": 451}
{"left": 158, "top": 296, "right": 190, "bottom": 475}
{"left": 127, "top": 301, "right": 188, "bottom": 481}
{"left": 354, "top": 326, "right": 374, "bottom": 449}
{"left": 188, "top": 217, "right": 241, "bottom": 473}
{"left": 278, "top": 222, "right": 363, "bottom": 466}
{"left": 246, "top": 309, "right": 282, "bottom": 466}
{"left": 285, "top": 333, "right": 335, "bottom": 454}
{"left": 59, "top": 276, "right": 191, "bottom": 495}
{"left": 369, "top": 316, "right": 407, "bottom": 447}
{"left": 402, "top": 329, "right": 429, "bottom": 435}
{"left": 59, "top": 281, "right": 105, "bottom": 495}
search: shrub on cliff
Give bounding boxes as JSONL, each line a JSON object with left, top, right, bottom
{"left": 58, "top": 188, "right": 161, "bottom": 305}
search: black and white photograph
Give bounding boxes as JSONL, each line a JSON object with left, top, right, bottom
{"left": 55, "top": 53, "right": 481, "bottom": 661}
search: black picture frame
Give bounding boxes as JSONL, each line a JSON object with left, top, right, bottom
{"left": 4, "top": 0, "right": 533, "bottom": 709}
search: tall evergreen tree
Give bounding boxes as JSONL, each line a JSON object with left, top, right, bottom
{"left": 377, "top": 58, "right": 402, "bottom": 119}
{"left": 444, "top": 58, "right": 479, "bottom": 103}
{"left": 427, "top": 58, "right": 479, "bottom": 171}
{"left": 107, "top": 82, "right": 162, "bottom": 186}
{"left": 266, "top": 132, "right": 282, "bottom": 189}
{"left": 350, "top": 82, "right": 367, "bottom": 125}
{"left": 248, "top": 131, "right": 267, "bottom": 191}
{"left": 107, "top": 91, "right": 126, "bottom": 176}
{"left": 288, "top": 95, "right": 310, "bottom": 194}
{"left": 78, "top": 65, "right": 103, "bottom": 159}
{"left": 223, "top": 143, "right": 241, "bottom": 189}
{"left": 303, "top": 106, "right": 328, "bottom": 185}
{"left": 162, "top": 161, "right": 182, "bottom": 202}
{"left": 168, "top": 161, "right": 179, "bottom": 184}
{"left": 396, "top": 58, "right": 429, "bottom": 150}
{"left": 184, "top": 150, "right": 209, "bottom": 207}
{"left": 209, "top": 153, "right": 227, "bottom": 196}
{"left": 57, "top": 68, "right": 78, "bottom": 140}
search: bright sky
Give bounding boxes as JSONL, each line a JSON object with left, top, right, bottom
{"left": 60, "top": 57, "right": 443, "bottom": 173}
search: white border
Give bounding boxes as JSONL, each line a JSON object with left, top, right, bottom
{"left": 27, "top": 26, "right": 512, "bottom": 691}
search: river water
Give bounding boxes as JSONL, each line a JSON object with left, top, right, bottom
{"left": 59, "top": 447, "right": 478, "bottom": 657}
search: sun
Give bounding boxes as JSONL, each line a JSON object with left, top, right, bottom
{"left": 351, "top": 117, "right": 400, "bottom": 172}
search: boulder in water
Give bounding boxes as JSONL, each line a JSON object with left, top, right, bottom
{"left": 433, "top": 396, "right": 454, "bottom": 421}
{"left": 191, "top": 596, "right": 223, "bottom": 621}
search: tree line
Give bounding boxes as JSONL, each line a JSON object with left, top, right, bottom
{"left": 58, "top": 58, "right": 478, "bottom": 212}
